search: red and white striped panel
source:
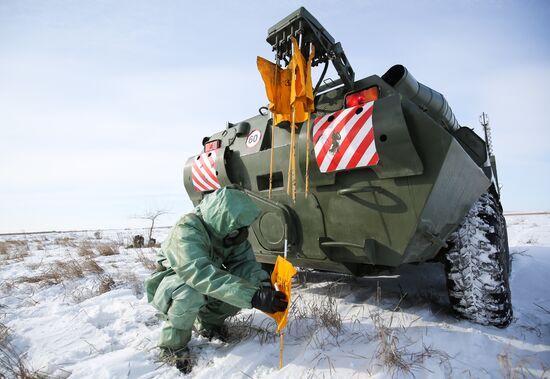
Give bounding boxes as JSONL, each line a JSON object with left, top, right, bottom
{"left": 313, "top": 102, "right": 379, "bottom": 173}
{"left": 191, "top": 149, "right": 221, "bottom": 192}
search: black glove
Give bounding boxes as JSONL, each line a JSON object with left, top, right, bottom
{"left": 251, "top": 287, "right": 288, "bottom": 313}
{"left": 260, "top": 279, "right": 272, "bottom": 288}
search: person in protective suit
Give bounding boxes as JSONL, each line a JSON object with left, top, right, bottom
{"left": 144, "top": 187, "right": 288, "bottom": 374}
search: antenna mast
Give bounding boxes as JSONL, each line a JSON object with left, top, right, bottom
{"left": 479, "top": 112, "right": 500, "bottom": 191}
{"left": 480, "top": 112, "right": 493, "bottom": 156}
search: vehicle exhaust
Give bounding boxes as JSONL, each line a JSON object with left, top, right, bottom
{"left": 382, "top": 64, "right": 459, "bottom": 132}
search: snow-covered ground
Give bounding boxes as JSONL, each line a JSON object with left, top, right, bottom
{"left": 1, "top": 217, "right": 549, "bottom": 378}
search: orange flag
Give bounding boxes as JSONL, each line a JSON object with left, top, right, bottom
{"left": 266, "top": 255, "right": 297, "bottom": 369}
{"left": 269, "top": 255, "right": 297, "bottom": 333}
{"left": 257, "top": 37, "right": 315, "bottom": 201}
{"left": 288, "top": 37, "right": 315, "bottom": 121}
{"left": 257, "top": 38, "right": 314, "bottom": 126}
{"left": 257, "top": 57, "right": 292, "bottom": 125}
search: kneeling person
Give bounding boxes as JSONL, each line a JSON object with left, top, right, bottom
{"left": 145, "top": 187, "right": 287, "bottom": 373}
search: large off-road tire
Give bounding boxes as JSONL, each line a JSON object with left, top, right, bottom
{"left": 445, "top": 189, "right": 513, "bottom": 327}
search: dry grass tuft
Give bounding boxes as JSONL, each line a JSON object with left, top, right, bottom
{"left": 0, "top": 320, "right": 45, "bottom": 378}
{"left": 59, "top": 260, "right": 85, "bottom": 279}
{"left": 118, "top": 271, "right": 142, "bottom": 295}
{"left": 18, "top": 258, "right": 106, "bottom": 286}
{"left": 97, "top": 243, "right": 119, "bottom": 256}
{"left": 289, "top": 293, "right": 343, "bottom": 339}
{"left": 0, "top": 241, "right": 8, "bottom": 255}
{"left": 0, "top": 240, "right": 31, "bottom": 261}
{"left": 11, "top": 245, "right": 30, "bottom": 260}
{"left": 370, "top": 309, "right": 413, "bottom": 375}
{"left": 81, "top": 259, "right": 104, "bottom": 274}
{"left": 137, "top": 249, "right": 157, "bottom": 271}
{"left": 498, "top": 351, "right": 514, "bottom": 379}
{"left": 3, "top": 240, "right": 27, "bottom": 246}
{"left": 498, "top": 350, "right": 550, "bottom": 379}
{"left": 0, "top": 279, "right": 16, "bottom": 294}
{"left": 54, "top": 237, "right": 76, "bottom": 247}
{"left": 19, "top": 259, "right": 81, "bottom": 285}
{"left": 364, "top": 290, "right": 451, "bottom": 378}
{"left": 225, "top": 313, "right": 277, "bottom": 344}
{"left": 68, "top": 271, "right": 114, "bottom": 303}
{"left": 98, "top": 274, "right": 115, "bottom": 294}
{"left": 225, "top": 293, "right": 344, "bottom": 346}
{"left": 115, "top": 232, "right": 133, "bottom": 248}
{"left": 78, "top": 240, "right": 96, "bottom": 258}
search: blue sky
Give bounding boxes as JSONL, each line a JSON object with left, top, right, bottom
{"left": 1, "top": 0, "right": 549, "bottom": 233}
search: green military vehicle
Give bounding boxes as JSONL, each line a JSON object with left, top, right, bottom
{"left": 183, "top": 8, "right": 512, "bottom": 327}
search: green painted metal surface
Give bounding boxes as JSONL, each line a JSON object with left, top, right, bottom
{"left": 183, "top": 8, "right": 493, "bottom": 275}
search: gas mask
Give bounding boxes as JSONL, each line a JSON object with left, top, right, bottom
{"left": 223, "top": 227, "right": 249, "bottom": 247}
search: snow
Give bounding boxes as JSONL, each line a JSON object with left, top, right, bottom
{"left": 1, "top": 217, "right": 549, "bottom": 378}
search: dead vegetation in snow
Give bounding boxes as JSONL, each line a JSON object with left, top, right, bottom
{"left": 1, "top": 234, "right": 157, "bottom": 304}
{"left": 0, "top": 319, "right": 45, "bottom": 379}
{"left": 96, "top": 243, "right": 119, "bottom": 256}
{"left": 1, "top": 225, "right": 549, "bottom": 377}
{"left": 77, "top": 240, "right": 96, "bottom": 258}
{"left": 225, "top": 278, "right": 453, "bottom": 378}
{"left": 498, "top": 349, "right": 550, "bottom": 379}
{"left": 136, "top": 249, "right": 157, "bottom": 271}
{"left": 0, "top": 240, "right": 30, "bottom": 262}
{"left": 367, "top": 303, "right": 451, "bottom": 377}
{"left": 17, "top": 258, "right": 97, "bottom": 286}
{"left": 117, "top": 270, "right": 143, "bottom": 296}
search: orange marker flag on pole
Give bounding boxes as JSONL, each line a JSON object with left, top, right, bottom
{"left": 257, "top": 38, "right": 315, "bottom": 202}
{"left": 270, "top": 255, "right": 297, "bottom": 333}
{"left": 266, "top": 254, "right": 297, "bottom": 369}
{"left": 257, "top": 57, "right": 292, "bottom": 125}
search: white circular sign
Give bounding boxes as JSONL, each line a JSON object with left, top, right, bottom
{"left": 246, "top": 129, "right": 262, "bottom": 148}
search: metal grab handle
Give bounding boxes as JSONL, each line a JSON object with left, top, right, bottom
{"left": 337, "top": 186, "right": 381, "bottom": 196}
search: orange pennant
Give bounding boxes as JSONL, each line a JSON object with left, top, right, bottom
{"left": 268, "top": 256, "right": 297, "bottom": 333}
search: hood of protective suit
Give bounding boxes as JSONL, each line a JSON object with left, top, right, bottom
{"left": 197, "top": 188, "right": 261, "bottom": 239}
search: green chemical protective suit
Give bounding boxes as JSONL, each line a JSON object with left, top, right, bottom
{"left": 144, "top": 188, "right": 270, "bottom": 350}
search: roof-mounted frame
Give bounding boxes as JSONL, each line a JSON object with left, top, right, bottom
{"left": 266, "top": 7, "right": 355, "bottom": 90}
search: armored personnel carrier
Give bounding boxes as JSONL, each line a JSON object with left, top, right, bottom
{"left": 183, "top": 8, "right": 512, "bottom": 327}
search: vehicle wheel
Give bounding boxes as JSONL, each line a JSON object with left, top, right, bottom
{"left": 445, "top": 190, "right": 513, "bottom": 327}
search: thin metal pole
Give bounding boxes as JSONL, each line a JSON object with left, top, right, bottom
{"left": 279, "top": 332, "right": 284, "bottom": 369}
{"left": 269, "top": 44, "right": 280, "bottom": 199}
